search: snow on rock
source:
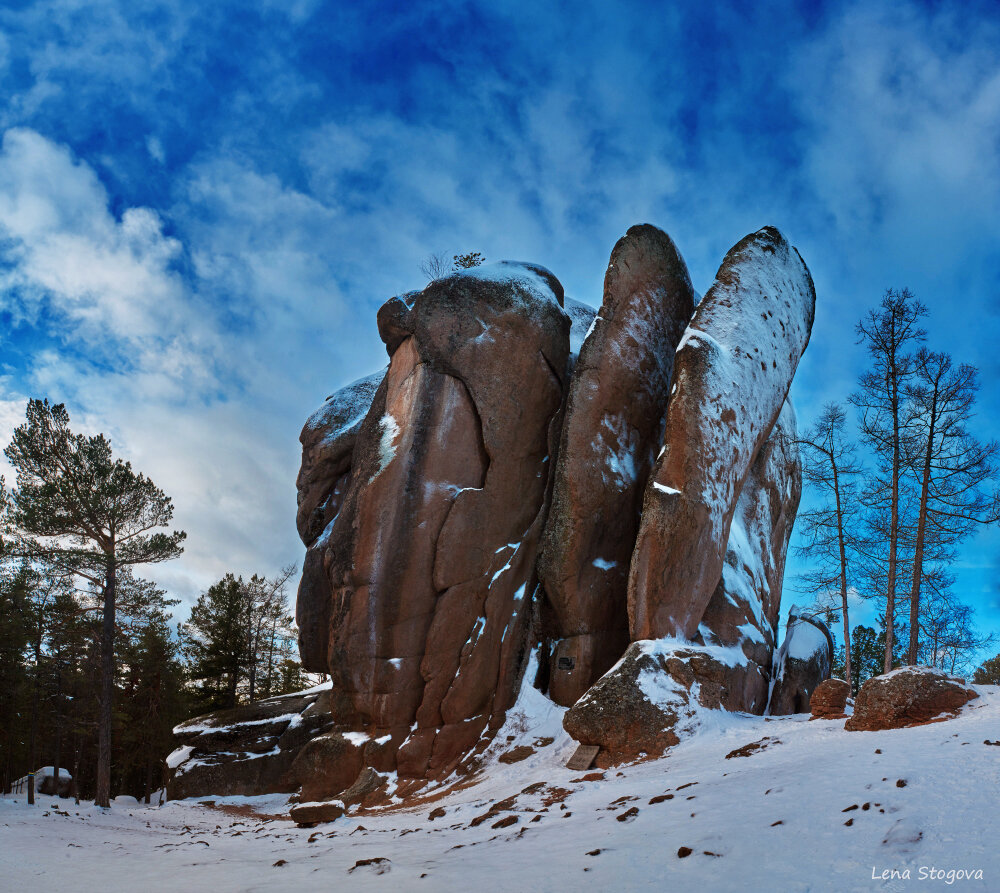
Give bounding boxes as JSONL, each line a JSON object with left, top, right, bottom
{"left": 539, "top": 224, "right": 695, "bottom": 708}
{"left": 697, "top": 399, "right": 801, "bottom": 715}
{"left": 767, "top": 610, "right": 833, "bottom": 715}
{"left": 628, "top": 226, "right": 815, "bottom": 643}
{"left": 167, "top": 686, "right": 335, "bottom": 800}
{"left": 296, "top": 366, "right": 386, "bottom": 547}
{"left": 563, "top": 637, "right": 759, "bottom": 762}
{"left": 563, "top": 295, "right": 597, "bottom": 370}
{"left": 845, "top": 665, "right": 979, "bottom": 732}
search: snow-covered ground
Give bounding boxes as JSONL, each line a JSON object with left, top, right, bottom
{"left": 3, "top": 685, "right": 998, "bottom": 892}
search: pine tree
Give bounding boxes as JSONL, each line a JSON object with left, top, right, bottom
{"left": 184, "top": 574, "right": 248, "bottom": 710}
{"left": 974, "top": 655, "right": 1000, "bottom": 685}
{"left": 1, "top": 399, "right": 185, "bottom": 807}
{"left": 453, "top": 251, "right": 485, "bottom": 269}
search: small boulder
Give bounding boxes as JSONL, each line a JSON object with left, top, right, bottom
{"left": 290, "top": 800, "right": 345, "bottom": 825}
{"left": 290, "top": 732, "right": 365, "bottom": 803}
{"left": 339, "top": 766, "right": 389, "bottom": 807}
{"left": 562, "top": 638, "right": 750, "bottom": 761}
{"left": 845, "top": 666, "right": 978, "bottom": 732}
{"left": 810, "top": 678, "right": 851, "bottom": 719}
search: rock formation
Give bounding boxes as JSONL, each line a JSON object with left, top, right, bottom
{"left": 540, "top": 225, "right": 695, "bottom": 706}
{"left": 628, "top": 226, "right": 815, "bottom": 642}
{"left": 302, "top": 261, "right": 569, "bottom": 785}
{"left": 767, "top": 612, "right": 833, "bottom": 715}
{"left": 171, "top": 223, "right": 820, "bottom": 807}
{"left": 845, "top": 666, "right": 978, "bottom": 731}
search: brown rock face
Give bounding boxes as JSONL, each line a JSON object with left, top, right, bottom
{"left": 628, "top": 227, "right": 815, "bottom": 642}
{"left": 810, "top": 678, "right": 851, "bottom": 719}
{"left": 844, "top": 667, "right": 978, "bottom": 731}
{"left": 295, "top": 369, "right": 385, "bottom": 671}
{"left": 698, "top": 400, "right": 802, "bottom": 714}
{"left": 307, "top": 262, "right": 569, "bottom": 778}
{"left": 767, "top": 614, "right": 833, "bottom": 715}
{"left": 540, "top": 224, "right": 695, "bottom": 706}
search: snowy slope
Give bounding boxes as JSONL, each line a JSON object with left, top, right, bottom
{"left": 2, "top": 686, "right": 998, "bottom": 892}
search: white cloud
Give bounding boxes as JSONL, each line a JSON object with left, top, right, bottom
{"left": 0, "top": 128, "right": 186, "bottom": 342}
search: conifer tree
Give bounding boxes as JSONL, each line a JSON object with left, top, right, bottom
{"left": 1, "top": 399, "right": 185, "bottom": 807}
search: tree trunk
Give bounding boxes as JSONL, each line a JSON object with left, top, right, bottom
{"left": 884, "top": 365, "right": 901, "bottom": 674}
{"left": 28, "top": 627, "right": 42, "bottom": 805}
{"left": 95, "top": 551, "right": 117, "bottom": 808}
{"left": 53, "top": 665, "right": 62, "bottom": 798}
{"left": 832, "top": 460, "right": 852, "bottom": 689}
{"left": 907, "top": 380, "right": 937, "bottom": 665}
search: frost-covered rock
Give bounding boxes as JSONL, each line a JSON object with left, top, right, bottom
{"left": 166, "top": 684, "right": 334, "bottom": 800}
{"left": 767, "top": 612, "right": 833, "bottom": 715}
{"left": 300, "top": 261, "right": 570, "bottom": 781}
{"left": 562, "top": 638, "right": 751, "bottom": 761}
{"left": 540, "top": 225, "right": 695, "bottom": 707}
{"left": 697, "top": 400, "right": 801, "bottom": 714}
{"left": 628, "top": 226, "right": 815, "bottom": 642}
{"left": 845, "top": 666, "right": 978, "bottom": 732}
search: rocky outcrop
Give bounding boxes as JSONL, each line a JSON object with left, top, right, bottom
{"left": 628, "top": 227, "right": 815, "bottom": 642}
{"left": 810, "top": 678, "right": 851, "bottom": 719}
{"left": 767, "top": 613, "right": 833, "bottom": 715}
{"left": 845, "top": 667, "right": 978, "bottom": 731}
{"left": 540, "top": 225, "right": 695, "bottom": 706}
{"left": 167, "top": 686, "right": 335, "bottom": 800}
{"left": 280, "top": 225, "right": 818, "bottom": 795}
{"left": 306, "top": 262, "right": 570, "bottom": 779}
{"left": 296, "top": 369, "right": 385, "bottom": 671}
{"left": 697, "top": 400, "right": 801, "bottom": 714}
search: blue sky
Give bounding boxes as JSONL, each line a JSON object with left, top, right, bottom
{"left": 1, "top": 0, "right": 999, "bottom": 650}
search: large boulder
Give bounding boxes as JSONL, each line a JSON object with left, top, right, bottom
{"left": 845, "top": 666, "right": 978, "bottom": 731}
{"left": 628, "top": 227, "right": 815, "bottom": 642}
{"left": 305, "top": 262, "right": 570, "bottom": 779}
{"left": 697, "top": 400, "right": 801, "bottom": 714}
{"left": 767, "top": 612, "right": 833, "bottom": 715}
{"left": 540, "top": 225, "right": 695, "bottom": 706}
{"left": 562, "top": 639, "right": 750, "bottom": 762}
{"left": 166, "top": 686, "right": 334, "bottom": 800}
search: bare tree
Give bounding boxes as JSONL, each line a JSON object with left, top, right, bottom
{"left": 795, "top": 403, "right": 864, "bottom": 689}
{"left": 850, "top": 288, "right": 927, "bottom": 672}
{"left": 903, "top": 350, "right": 999, "bottom": 664}
{"left": 420, "top": 252, "right": 450, "bottom": 283}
